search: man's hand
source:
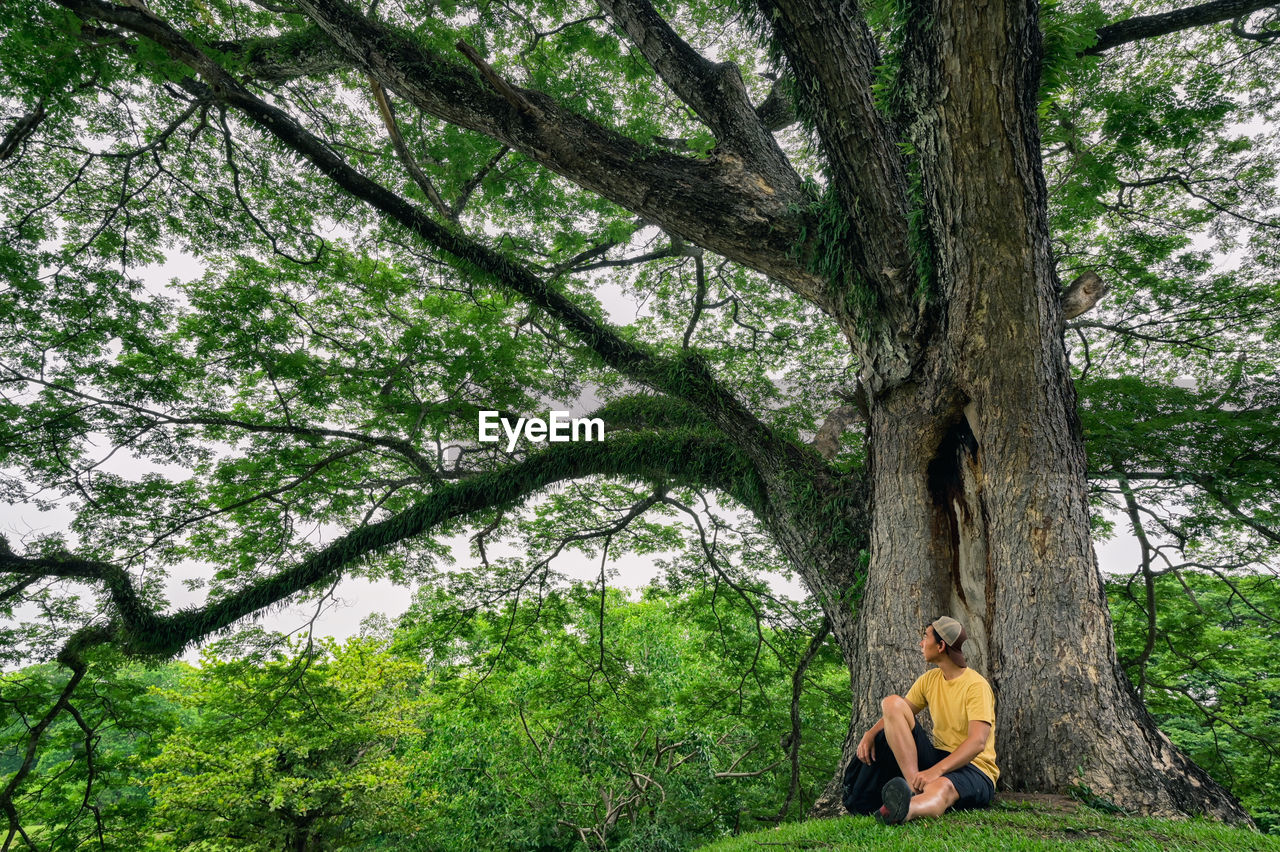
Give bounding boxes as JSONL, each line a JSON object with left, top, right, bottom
{"left": 856, "top": 730, "right": 877, "bottom": 764}
{"left": 910, "top": 765, "right": 943, "bottom": 793}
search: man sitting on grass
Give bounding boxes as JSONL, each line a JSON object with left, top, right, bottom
{"left": 842, "top": 616, "right": 998, "bottom": 824}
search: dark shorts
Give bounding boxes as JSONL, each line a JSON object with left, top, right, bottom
{"left": 842, "top": 726, "right": 995, "bottom": 814}
{"left": 939, "top": 760, "right": 995, "bottom": 810}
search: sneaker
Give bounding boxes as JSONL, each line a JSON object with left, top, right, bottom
{"left": 877, "top": 777, "right": 911, "bottom": 825}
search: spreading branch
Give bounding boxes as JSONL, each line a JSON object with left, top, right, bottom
{"left": 50, "top": 0, "right": 819, "bottom": 485}
{"left": 595, "top": 0, "right": 798, "bottom": 182}
{"left": 60, "top": 0, "right": 831, "bottom": 488}
{"left": 283, "top": 0, "right": 827, "bottom": 306}
{"left": 369, "top": 78, "right": 451, "bottom": 219}
{"left": 0, "top": 431, "right": 756, "bottom": 659}
{"left": 208, "top": 25, "right": 351, "bottom": 83}
{"left": 66, "top": 4, "right": 829, "bottom": 306}
{"left": 755, "top": 0, "right": 919, "bottom": 387}
{"left": 1087, "top": 0, "right": 1280, "bottom": 54}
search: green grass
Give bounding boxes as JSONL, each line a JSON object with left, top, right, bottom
{"left": 698, "top": 800, "right": 1279, "bottom": 851}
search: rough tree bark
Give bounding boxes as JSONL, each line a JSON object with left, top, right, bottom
{"left": 802, "top": 0, "right": 1248, "bottom": 821}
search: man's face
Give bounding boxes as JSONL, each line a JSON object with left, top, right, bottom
{"left": 920, "top": 626, "right": 945, "bottom": 663}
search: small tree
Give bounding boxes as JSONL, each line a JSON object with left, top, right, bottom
{"left": 397, "top": 582, "right": 845, "bottom": 848}
{"left": 1110, "top": 571, "right": 1280, "bottom": 833}
{"left": 0, "top": 655, "right": 179, "bottom": 850}
{"left": 144, "top": 637, "right": 427, "bottom": 850}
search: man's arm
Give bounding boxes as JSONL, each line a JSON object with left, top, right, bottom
{"left": 908, "top": 720, "right": 991, "bottom": 792}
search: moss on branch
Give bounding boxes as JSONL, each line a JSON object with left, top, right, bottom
{"left": 2, "top": 430, "right": 760, "bottom": 659}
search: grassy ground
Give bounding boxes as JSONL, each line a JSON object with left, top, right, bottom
{"left": 699, "top": 797, "right": 1279, "bottom": 851}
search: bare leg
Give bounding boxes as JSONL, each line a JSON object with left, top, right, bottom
{"left": 880, "top": 695, "right": 920, "bottom": 784}
{"left": 906, "top": 777, "right": 960, "bottom": 820}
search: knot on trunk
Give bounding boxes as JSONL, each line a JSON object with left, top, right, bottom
{"left": 1060, "top": 270, "right": 1108, "bottom": 321}
{"left": 809, "top": 385, "right": 869, "bottom": 460}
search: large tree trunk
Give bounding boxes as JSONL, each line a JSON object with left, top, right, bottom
{"left": 805, "top": 0, "right": 1250, "bottom": 823}
{"left": 818, "top": 359, "right": 1248, "bottom": 820}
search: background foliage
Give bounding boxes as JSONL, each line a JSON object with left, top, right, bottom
{"left": 4, "top": 584, "right": 848, "bottom": 849}
{"left": 3, "top": 576, "right": 1276, "bottom": 848}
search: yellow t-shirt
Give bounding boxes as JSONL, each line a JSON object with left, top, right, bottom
{"left": 904, "top": 667, "right": 999, "bottom": 786}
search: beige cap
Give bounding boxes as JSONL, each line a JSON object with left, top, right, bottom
{"left": 931, "top": 616, "right": 964, "bottom": 645}
{"left": 931, "top": 616, "right": 968, "bottom": 667}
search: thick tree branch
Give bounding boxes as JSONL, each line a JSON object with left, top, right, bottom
{"left": 1231, "top": 10, "right": 1280, "bottom": 41}
{"left": 1087, "top": 0, "right": 1280, "bottom": 54}
{"left": 809, "top": 404, "right": 863, "bottom": 460}
{"left": 73, "top": 8, "right": 829, "bottom": 306}
{"left": 284, "top": 0, "right": 826, "bottom": 307}
{"left": 809, "top": 384, "right": 869, "bottom": 460}
{"left": 0, "top": 577, "right": 39, "bottom": 605}
{"left": 755, "top": 0, "right": 918, "bottom": 387}
{"left": 589, "top": 394, "right": 721, "bottom": 434}
{"left": 754, "top": 78, "right": 797, "bottom": 132}
{"left": 595, "top": 0, "right": 800, "bottom": 183}
{"left": 0, "top": 430, "right": 758, "bottom": 659}
{"left": 0, "top": 99, "right": 47, "bottom": 161}
{"left": 212, "top": 26, "right": 350, "bottom": 82}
